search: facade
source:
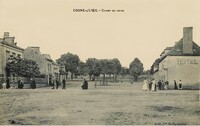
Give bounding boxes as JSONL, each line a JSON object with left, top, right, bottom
{"left": 152, "top": 27, "right": 200, "bottom": 89}
{"left": 24, "top": 47, "right": 60, "bottom": 85}
{"left": 0, "top": 32, "right": 24, "bottom": 78}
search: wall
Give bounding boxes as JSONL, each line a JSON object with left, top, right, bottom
{"left": 0, "top": 43, "right": 23, "bottom": 77}
{"left": 0, "top": 43, "right": 4, "bottom": 76}
{"left": 159, "top": 56, "right": 200, "bottom": 89}
{"left": 24, "top": 47, "right": 47, "bottom": 75}
{"left": 24, "top": 47, "right": 60, "bottom": 85}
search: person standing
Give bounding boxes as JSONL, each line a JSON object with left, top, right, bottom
{"left": 158, "top": 80, "right": 161, "bottom": 90}
{"left": 6, "top": 77, "right": 10, "bottom": 89}
{"left": 31, "top": 79, "right": 36, "bottom": 89}
{"left": 17, "top": 79, "right": 21, "bottom": 89}
{"left": 164, "top": 81, "right": 169, "bottom": 90}
{"left": 18, "top": 79, "right": 24, "bottom": 89}
{"left": 178, "top": 80, "right": 182, "bottom": 89}
{"left": 56, "top": 79, "right": 59, "bottom": 89}
{"left": 82, "top": 79, "right": 88, "bottom": 90}
{"left": 142, "top": 78, "right": 148, "bottom": 91}
{"left": 148, "top": 79, "right": 152, "bottom": 91}
{"left": 20, "top": 79, "right": 24, "bottom": 89}
{"left": 161, "top": 80, "right": 165, "bottom": 90}
{"left": 51, "top": 79, "right": 55, "bottom": 89}
{"left": 151, "top": 78, "right": 156, "bottom": 91}
{"left": 62, "top": 79, "right": 66, "bottom": 89}
{"left": 174, "top": 80, "right": 178, "bottom": 90}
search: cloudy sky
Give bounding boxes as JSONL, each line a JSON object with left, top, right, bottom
{"left": 0, "top": 0, "right": 199, "bottom": 70}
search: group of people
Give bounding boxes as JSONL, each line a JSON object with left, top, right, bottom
{"left": 1, "top": 78, "right": 36, "bottom": 89}
{"left": 50, "top": 78, "right": 89, "bottom": 90}
{"left": 174, "top": 80, "right": 182, "bottom": 90}
{"left": 142, "top": 78, "right": 169, "bottom": 91}
{"left": 50, "top": 79, "right": 66, "bottom": 89}
{"left": 142, "top": 78, "right": 159, "bottom": 91}
{"left": 142, "top": 78, "right": 183, "bottom": 91}
{"left": 2, "top": 77, "right": 90, "bottom": 90}
{"left": 1, "top": 78, "right": 11, "bottom": 89}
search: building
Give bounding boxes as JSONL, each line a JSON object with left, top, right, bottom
{"left": 152, "top": 27, "right": 200, "bottom": 89}
{"left": 24, "top": 47, "right": 60, "bottom": 85}
{"left": 0, "top": 32, "right": 24, "bottom": 78}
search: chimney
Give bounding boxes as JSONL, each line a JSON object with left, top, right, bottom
{"left": 31, "top": 47, "right": 40, "bottom": 52}
{"left": 3, "top": 32, "right": 15, "bottom": 44}
{"left": 4, "top": 32, "right": 9, "bottom": 37}
{"left": 183, "top": 27, "right": 193, "bottom": 54}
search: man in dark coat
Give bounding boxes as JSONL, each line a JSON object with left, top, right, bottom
{"left": 62, "top": 79, "right": 66, "bottom": 89}
{"left": 158, "top": 80, "right": 161, "bottom": 90}
{"left": 56, "top": 79, "right": 59, "bottom": 89}
{"left": 18, "top": 79, "right": 24, "bottom": 89}
{"left": 6, "top": 77, "right": 10, "bottom": 89}
{"left": 174, "top": 80, "right": 178, "bottom": 90}
{"left": 31, "top": 79, "right": 36, "bottom": 89}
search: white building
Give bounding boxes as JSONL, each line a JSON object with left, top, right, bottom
{"left": 0, "top": 32, "right": 24, "bottom": 78}
{"left": 153, "top": 27, "right": 200, "bottom": 89}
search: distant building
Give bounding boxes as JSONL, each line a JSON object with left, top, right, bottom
{"left": 152, "top": 27, "right": 200, "bottom": 89}
{"left": 24, "top": 47, "right": 60, "bottom": 85}
{"left": 0, "top": 32, "right": 24, "bottom": 78}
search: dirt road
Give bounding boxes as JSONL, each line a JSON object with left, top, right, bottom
{"left": 0, "top": 82, "right": 199, "bottom": 125}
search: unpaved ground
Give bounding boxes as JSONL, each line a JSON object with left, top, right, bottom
{"left": 0, "top": 81, "right": 199, "bottom": 125}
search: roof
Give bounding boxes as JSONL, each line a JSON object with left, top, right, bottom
{"left": 0, "top": 41, "right": 24, "bottom": 51}
{"left": 159, "top": 38, "right": 200, "bottom": 62}
{"left": 43, "top": 54, "right": 56, "bottom": 63}
{"left": 160, "top": 47, "right": 173, "bottom": 56}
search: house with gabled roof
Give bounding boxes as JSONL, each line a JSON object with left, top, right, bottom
{"left": 24, "top": 47, "right": 60, "bottom": 85}
{"left": 0, "top": 32, "right": 24, "bottom": 78}
{"left": 153, "top": 27, "right": 200, "bottom": 89}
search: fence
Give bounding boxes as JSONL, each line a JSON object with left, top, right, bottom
{"left": 0, "top": 76, "right": 48, "bottom": 89}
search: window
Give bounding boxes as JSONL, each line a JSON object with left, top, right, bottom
{"left": 17, "top": 54, "right": 21, "bottom": 58}
{"left": 6, "top": 51, "right": 10, "bottom": 63}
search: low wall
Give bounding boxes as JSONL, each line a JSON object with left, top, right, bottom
{"left": 23, "top": 83, "right": 48, "bottom": 89}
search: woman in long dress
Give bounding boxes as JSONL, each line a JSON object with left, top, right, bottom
{"left": 151, "top": 79, "right": 156, "bottom": 91}
{"left": 142, "top": 79, "right": 148, "bottom": 91}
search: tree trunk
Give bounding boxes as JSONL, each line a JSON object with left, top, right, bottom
{"left": 89, "top": 75, "right": 92, "bottom": 81}
{"left": 115, "top": 74, "right": 117, "bottom": 82}
{"left": 71, "top": 73, "right": 73, "bottom": 80}
{"left": 103, "top": 74, "right": 105, "bottom": 85}
{"left": 134, "top": 76, "right": 138, "bottom": 82}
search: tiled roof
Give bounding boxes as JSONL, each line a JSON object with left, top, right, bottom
{"left": 159, "top": 38, "right": 200, "bottom": 62}
{"left": 0, "top": 41, "right": 24, "bottom": 51}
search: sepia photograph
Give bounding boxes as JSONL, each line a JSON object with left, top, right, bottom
{"left": 0, "top": 0, "right": 200, "bottom": 125}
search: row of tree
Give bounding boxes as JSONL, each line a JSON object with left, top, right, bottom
{"left": 5, "top": 52, "right": 145, "bottom": 84}
{"left": 56, "top": 52, "right": 144, "bottom": 83}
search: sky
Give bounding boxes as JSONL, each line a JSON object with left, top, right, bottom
{"left": 0, "top": 0, "right": 200, "bottom": 70}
